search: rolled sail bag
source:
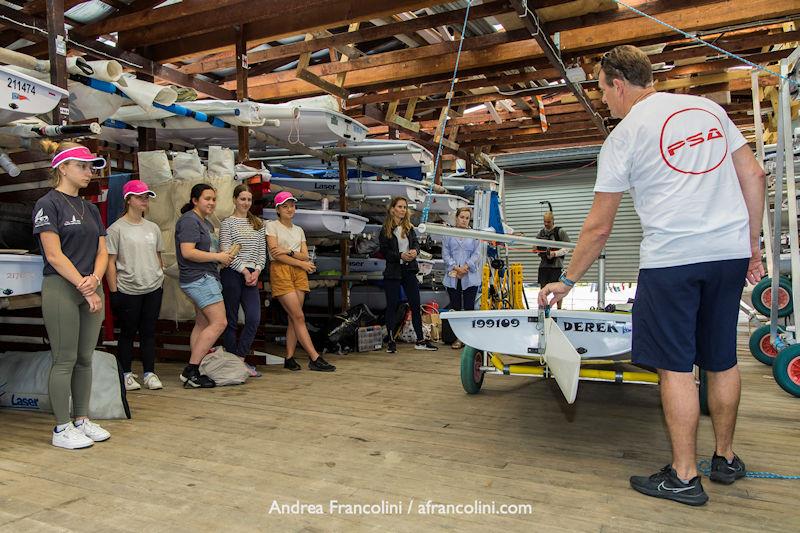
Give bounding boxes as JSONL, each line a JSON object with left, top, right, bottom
{"left": 207, "top": 146, "right": 235, "bottom": 179}
{"left": 0, "top": 350, "right": 131, "bottom": 419}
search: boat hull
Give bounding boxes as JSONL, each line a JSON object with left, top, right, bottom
{"left": 442, "top": 309, "right": 632, "bottom": 360}
{"left": 0, "top": 67, "right": 69, "bottom": 125}
{"left": 0, "top": 254, "right": 44, "bottom": 296}
{"left": 262, "top": 208, "right": 367, "bottom": 236}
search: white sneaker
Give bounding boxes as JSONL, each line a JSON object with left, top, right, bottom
{"left": 124, "top": 373, "right": 141, "bottom": 391}
{"left": 143, "top": 373, "right": 163, "bottom": 390}
{"left": 76, "top": 419, "right": 111, "bottom": 442}
{"left": 52, "top": 423, "right": 93, "bottom": 450}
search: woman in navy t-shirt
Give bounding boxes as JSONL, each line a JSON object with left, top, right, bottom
{"left": 33, "top": 142, "right": 111, "bottom": 450}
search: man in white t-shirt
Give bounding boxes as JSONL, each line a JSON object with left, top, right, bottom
{"left": 538, "top": 45, "right": 766, "bottom": 506}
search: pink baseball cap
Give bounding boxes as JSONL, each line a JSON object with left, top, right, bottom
{"left": 123, "top": 179, "right": 156, "bottom": 198}
{"left": 51, "top": 146, "right": 107, "bottom": 170}
{"left": 274, "top": 191, "right": 298, "bottom": 207}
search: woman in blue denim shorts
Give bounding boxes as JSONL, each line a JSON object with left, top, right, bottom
{"left": 175, "top": 183, "right": 235, "bottom": 388}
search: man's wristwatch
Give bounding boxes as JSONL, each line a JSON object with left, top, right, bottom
{"left": 559, "top": 272, "right": 576, "bottom": 287}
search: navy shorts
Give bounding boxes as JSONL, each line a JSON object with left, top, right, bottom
{"left": 632, "top": 258, "right": 748, "bottom": 372}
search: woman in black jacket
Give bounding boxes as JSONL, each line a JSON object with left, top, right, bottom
{"left": 379, "top": 196, "right": 438, "bottom": 353}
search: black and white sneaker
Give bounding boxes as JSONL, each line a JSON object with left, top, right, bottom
{"left": 415, "top": 340, "right": 438, "bottom": 351}
{"left": 180, "top": 366, "right": 216, "bottom": 388}
{"left": 710, "top": 453, "right": 746, "bottom": 484}
{"left": 308, "top": 356, "right": 336, "bottom": 372}
{"left": 386, "top": 341, "right": 397, "bottom": 354}
{"left": 630, "top": 465, "right": 708, "bottom": 506}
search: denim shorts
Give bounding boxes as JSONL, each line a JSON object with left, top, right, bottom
{"left": 180, "top": 273, "right": 224, "bottom": 309}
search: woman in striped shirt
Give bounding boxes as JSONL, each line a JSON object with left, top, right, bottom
{"left": 219, "top": 184, "right": 267, "bottom": 376}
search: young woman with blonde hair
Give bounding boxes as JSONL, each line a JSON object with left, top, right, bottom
{"left": 33, "top": 142, "right": 111, "bottom": 449}
{"left": 379, "top": 196, "right": 437, "bottom": 353}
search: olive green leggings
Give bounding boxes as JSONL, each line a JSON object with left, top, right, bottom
{"left": 41, "top": 275, "right": 104, "bottom": 425}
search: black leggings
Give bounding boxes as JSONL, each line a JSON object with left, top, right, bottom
{"left": 383, "top": 270, "right": 423, "bottom": 342}
{"left": 113, "top": 287, "right": 163, "bottom": 374}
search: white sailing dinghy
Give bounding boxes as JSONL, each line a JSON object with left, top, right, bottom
{"left": 262, "top": 208, "right": 368, "bottom": 236}
{"left": 444, "top": 308, "right": 634, "bottom": 404}
{"left": 314, "top": 256, "right": 386, "bottom": 272}
{"left": 0, "top": 66, "right": 68, "bottom": 125}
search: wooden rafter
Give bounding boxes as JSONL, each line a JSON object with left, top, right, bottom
{"left": 239, "top": 0, "right": 799, "bottom": 102}
{"left": 120, "top": 0, "right": 439, "bottom": 61}
{"left": 510, "top": 0, "right": 608, "bottom": 137}
{"left": 178, "top": 1, "right": 513, "bottom": 75}
{"left": 0, "top": 4, "right": 233, "bottom": 100}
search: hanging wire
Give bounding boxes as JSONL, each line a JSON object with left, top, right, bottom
{"left": 611, "top": 0, "right": 798, "bottom": 87}
{"left": 420, "top": 0, "right": 474, "bottom": 225}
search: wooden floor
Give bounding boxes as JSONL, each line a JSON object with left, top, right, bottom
{"left": 2, "top": 330, "right": 799, "bottom": 532}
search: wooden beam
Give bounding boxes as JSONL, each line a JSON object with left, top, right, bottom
{"left": 654, "top": 50, "right": 793, "bottom": 80}
{"left": 236, "top": 25, "right": 250, "bottom": 163}
{"left": 511, "top": 0, "right": 608, "bottom": 137}
{"left": 462, "top": 131, "right": 606, "bottom": 149}
{"left": 178, "top": 1, "right": 513, "bottom": 74}
{"left": 122, "top": 0, "right": 438, "bottom": 60}
{"left": 0, "top": 5, "right": 233, "bottom": 100}
{"left": 23, "top": 0, "right": 83, "bottom": 14}
{"left": 45, "top": 0, "right": 68, "bottom": 125}
{"left": 244, "top": 0, "right": 800, "bottom": 101}
{"left": 78, "top": 0, "right": 251, "bottom": 38}
{"left": 362, "top": 104, "right": 467, "bottom": 160}
{"left": 296, "top": 64, "right": 351, "bottom": 100}
{"left": 98, "top": 0, "right": 129, "bottom": 11}
{"left": 458, "top": 120, "right": 597, "bottom": 143}
{"left": 346, "top": 68, "right": 561, "bottom": 106}
{"left": 237, "top": 29, "right": 532, "bottom": 93}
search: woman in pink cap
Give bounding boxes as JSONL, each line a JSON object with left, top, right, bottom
{"left": 33, "top": 142, "right": 111, "bottom": 449}
{"left": 105, "top": 179, "right": 165, "bottom": 391}
{"left": 266, "top": 191, "right": 335, "bottom": 372}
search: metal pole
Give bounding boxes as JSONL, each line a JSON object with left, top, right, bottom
{"left": 338, "top": 155, "right": 350, "bottom": 312}
{"left": 751, "top": 71, "right": 773, "bottom": 277}
{"left": 418, "top": 222, "right": 575, "bottom": 250}
{"left": 597, "top": 248, "right": 606, "bottom": 309}
{"left": 779, "top": 57, "right": 800, "bottom": 340}
{"left": 770, "top": 72, "right": 786, "bottom": 348}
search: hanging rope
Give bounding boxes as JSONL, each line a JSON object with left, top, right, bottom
{"left": 420, "top": 0, "right": 473, "bottom": 225}
{"left": 612, "top": 0, "right": 799, "bottom": 87}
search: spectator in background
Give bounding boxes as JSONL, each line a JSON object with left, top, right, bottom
{"left": 537, "top": 211, "right": 570, "bottom": 309}
{"left": 442, "top": 207, "right": 481, "bottom": 349}
{"left": 106, "top": 180, "right": 164, "bottom": 391}
{"left": 379, "top": 196, "right": 438, "bottom": 354}
{"left": 220, "top": 184, "right": 266, "bottom": 377}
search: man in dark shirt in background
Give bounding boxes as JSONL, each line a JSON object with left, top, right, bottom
{"left": 536, "top": 211, "right": 570, "bottom": 309}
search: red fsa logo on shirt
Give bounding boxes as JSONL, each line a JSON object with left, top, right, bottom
{"left": 659, "top": 108, "right": 728, "bottom": 175}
